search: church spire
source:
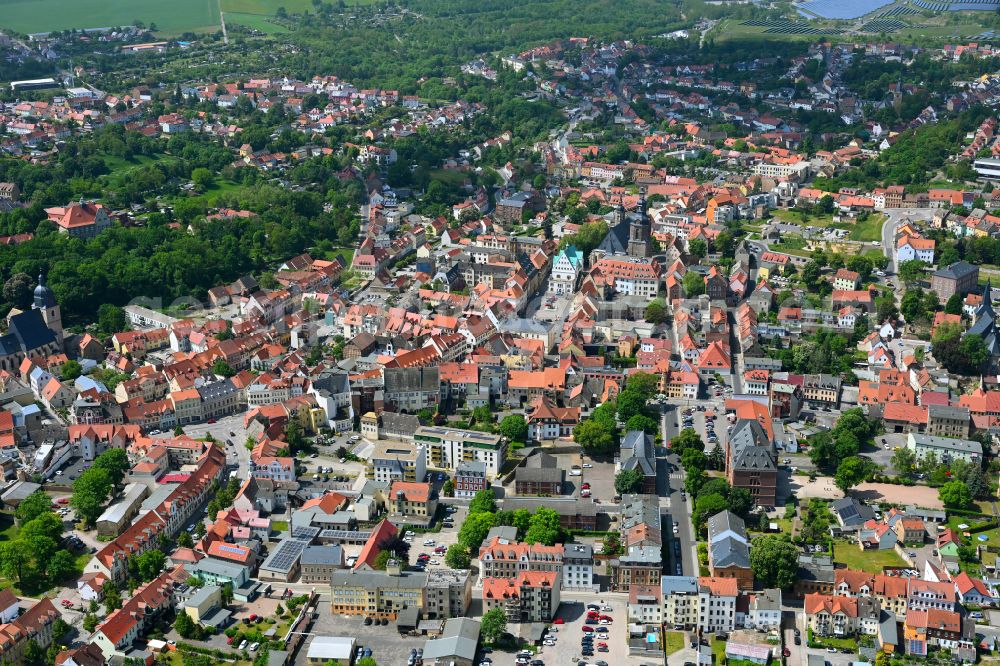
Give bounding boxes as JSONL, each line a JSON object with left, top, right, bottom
{"left": 979, "top": 278, "right": 995, "bottom": 320}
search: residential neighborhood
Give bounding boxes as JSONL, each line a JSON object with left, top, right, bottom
{"left": 3, "top": 9, "right": 1000, "bottom": 666}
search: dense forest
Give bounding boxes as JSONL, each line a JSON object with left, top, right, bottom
{"left": 0, "top": 124, "right": 362, "bottom": 324}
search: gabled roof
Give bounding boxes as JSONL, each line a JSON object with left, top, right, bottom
{"left": 805, "top": 593, "right": 858, "bottom": 617}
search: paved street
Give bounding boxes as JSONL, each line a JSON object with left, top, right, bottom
{"left": 880, "top": 208, "right": 937, "bottom": 274}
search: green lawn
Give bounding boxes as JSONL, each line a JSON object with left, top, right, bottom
{"left": 222, "top": 11, "right": 290, "bottom": 33}
{"left": 811, "top": 634, "right": 858, "bottom": 651}
{"left": 833, "top": 540, "right": 905, "bottom": 572}
{"left": 271, "top": 520, "right": 289, "bottom": 533}
{"left": 945, "top": 515, "right": 1000, "bottom": 551}
{"left": 324, "top": 247, "right": 355, "bottom": 266}
{"left": 203, "top": 179, "right": 245, "bottom": 205}
{"left": 712, "top": 637, "right": 728, "bottom": 663}
{"left": 0, "top": 514, "right": 19, "bottom": 543}
{"left": 664, "top": 631, "right": 685, "bottom": 656}
{"left": 848, "top": 214, "right": 885, "bottom": 242}
{"left": 429, "top": 169, "right": 469, "bottom": 186}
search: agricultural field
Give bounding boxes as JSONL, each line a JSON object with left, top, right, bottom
{"left": 0, "top": 0, "right": 221, "bottom": 35}
{"left": 0, "top": 0, "right": 377, "bottom": 36}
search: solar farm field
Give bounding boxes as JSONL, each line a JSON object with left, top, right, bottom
{"left": 799, "top": 0, "right": 895, "bottom": 19}
{"left": 860, "top": 18, "right": 907, "bottom": 31}
{"left": 742, "top": 18, "right": 844, "bottom": 34}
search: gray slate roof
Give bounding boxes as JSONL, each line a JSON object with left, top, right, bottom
{"left": 620, "top": 430, "right": 655, "bottom": 477}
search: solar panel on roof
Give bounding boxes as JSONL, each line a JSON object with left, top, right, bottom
{"left": 292, "top": 525, "right": 321, "bottom": 540}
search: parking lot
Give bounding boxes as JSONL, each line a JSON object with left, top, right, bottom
{"left": 177, "top": 413, "right": 248, "bottom": 446}
{"left": 307, "top": 606, "right": 427, "bottom": 666}
{"left": 491, "top": 593, "right": 649, "bottom": 666}
{"left": 677, "top": 405, "right": 727, "bottom": 454}
{"left": 55, "top": 457, "right": 90, "bottom": 483}
{"left": 404, "top": 504, "right": 466, "bottom": 570}
{"left": 531, "top": 451, "right": 616, "bottom": 505}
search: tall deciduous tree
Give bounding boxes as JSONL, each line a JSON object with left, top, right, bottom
{"left": 749, "top": 535, "right": 799, "bottom": 590}
{"left": 481, "top": 608, "right": 507, "bottom": 644}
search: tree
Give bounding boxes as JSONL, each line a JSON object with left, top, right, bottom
{"left": 688, "top": 238, "right": 707, "bottom": 259}
{"left": 97, "top": 303, "right": 127, "bottom": 335}
{"left": 524, "top": 508, "right": 564, "bottom": 546}
{"left": 3, "top": 273, "right": 33, "bottom": 310}
{"left": 175, "top": 611, "right": 201, "bottom": 639}
{"left": 685, "top": 467, "right": 707, "bottom": 496}
{"left": 23, "top": 639, "right": 43, "bottom": 666}
{"left": 103, "top": 581, "right": 122, "bottom": 611}
{"left": 61, "top": 359, "right": 83, "bottom": 381}
{"left": 212, "top": 358, "right": 236, "bottom": 377}
{"left": 46, "top": 550, "right": 76, "bottom": 583}
{"left": 718, "top": 489, "right": 750, "bottom": 521}
{"left": 681, "top": 448, "right": 708, "bottom": 473}
{"left": 891, "top": 447, "right": 917, "bottom": 477}
{"left": 626, "top": 373, "right": 660, "bottom": 400}
{"left": 94, "top": 448, "right": 130, "bottom": 488}
{"left": 645, "top": 299, "right": 667, "bottom": 324}
{"left": 373, "top": 549, "right": 393, "bottom": 570}
{"left": 481, "top": 607, "right": 507, "bottom": 644}
{"left": 83, "top": 613, "right": 99, "bottom": 632}
{"left": 445, "top": 544, "right": 471, "bottom": 569}
{"left": 499, "top": 414, "right": 528, "bottom": 443}
{"left": 693, "top": 493, "right": 728, "bottom": 530}
{"left": 442, "top": 479, "right": 455, "bottom": 497}
{"left": 898, "top": 259, "right": 926, "bottom": 286}
{"left": 602, "top": 531, "right": 622, "bottom": 556}
{"left": 939, "top": 479, "right": 972, "bottom": 509}
{"left": 670, "top": 428, "right": 704, "bottom": 455}
{"left": 625, "top": 414, "right": 658, "bottom": 434}
{"left": 708, "top": 443, "right": 725, "bottom": 471}
{"left": 901, "top": 289, "right": 927, "bottom": 323}
{"left": 469, "top": 489, "right": 497, "bottom": 515}
{"left": 497, "top": 508, "right": 531, "bottom": 540}
{"left": 616, "top": 390, "right": 650, "bottom": 422}
{"left": 834, "top": 456, "right": 877, "bottom": 493}
{"left": 471, "top": 405, "right": 493, "bottom": 427}
{"left": 951, "top": 459, "right": 988, "bottom": 499}
{"left": 876, "top": 295, "right": 898, "bottom": 323}
{"left": 135, "top": 549, "right": 166, "bottom": 581}
{"left": 51, "top": 618, "right": 69, "bottom": 642}
{"left": 934, "top": 323, "right": 988, "bottom": 375}
{"left": 191, "top": 167, "right": 215, "bottom": 190}
{"left": 683, "top": 271, "right": 705, "bottom": 297}
{"left": 749, "top": 535, "right": 799, "bottom": 589}
{"left": 457, "top": 511, "right": 496, "bottom": 551}
{"left": 944, "top": 293, "right": 963, "bottom": 315}
{"left": 71, "top": 467, "right": 113, "bottom": 526}
{"left": 573, "top": 419, "right": 616, "bottom": 455}
{"left": 15, "top": 491, "right": 53, "bottom": 524}
{"left": 0, "top": 540, "right": 30, "bottom": 583}
{"left": 615, "top": 468, "right": 644, "bottom": 495}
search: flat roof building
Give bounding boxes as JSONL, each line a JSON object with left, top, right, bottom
{"left": 305, "top": 636, "right": 356, "bottom": 665}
